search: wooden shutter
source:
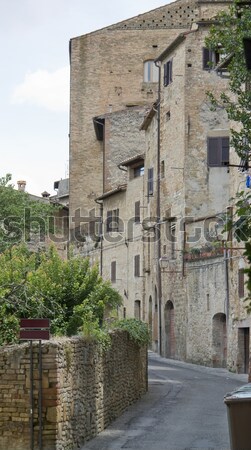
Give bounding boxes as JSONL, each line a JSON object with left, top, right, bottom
{"left": 164, "top": 60, "right": 172, "bottom": 86}
{"left": 208, "top": 137, "right": 221, "bottom": 166}
{"left": 148, "top": 168, "right": 154, "bottom": 196}
{"left": 107, "top": 210, "right": 112, "bottom": 232}
{"left": 208, "top": 137, "right": 229, "bottom": 166}
{"left": 169, "top": 59, "right": 173, "bottom": 83}
{"left": 221, "top": 137, "right": 229, "bottom": 166}
{"left": 134, "top": 255, "right": 140, "bottom": 277}
{"left": 135, "top": 201, "right": 140, "bottom": 223}
{"left": 111, "top": 261, "right": 116, "bottom": 283}
{"left": 164, "top": 62, "right": 168, "bottom": 86}
{"left": 238, "top": 269, "right": 244, "bottom": 298}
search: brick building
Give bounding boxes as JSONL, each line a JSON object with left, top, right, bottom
{"left": 69, "top": 0, "right": 251, "bottom": 372}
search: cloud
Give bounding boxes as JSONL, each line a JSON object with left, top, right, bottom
{"left": 11, "top": 66, "right": 69, "bottom": 112}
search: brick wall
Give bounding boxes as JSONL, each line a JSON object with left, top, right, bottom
{"left": 0, "top": 331, "right": 147, "bottom": 450}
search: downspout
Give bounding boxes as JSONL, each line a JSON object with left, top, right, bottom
{"left": 95, "top": 199, "right": 103, "bottom": 277}
{"left": 155, "top": 59, "right": 162, "bottom": 355}
{"left": 224, "top": 245, "right": 230, "bottom": 321}
{"left": 93, "top": 118, "right": 105, "bottom": 277}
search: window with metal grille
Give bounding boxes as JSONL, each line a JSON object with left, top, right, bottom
{"left": 111, "top": 261, "right": 116, "bottom": 283}
{"left": 163, "top": 60, "right": 173, "bottom": 86}
{"left": 207, "top": 137, "right": 229, "bottom": 167}
{"left": 134, "top": 254, "right": 140, "bottom": 277}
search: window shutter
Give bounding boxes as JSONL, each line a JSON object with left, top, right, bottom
{"left": 107, "top": 210, "right": 112, "bottom": 232}
{"left": 208, "top": 137, "right": 229, "bottom": 167}
{"left": 169, "top": 59, "right": 173, "bottom": 83}
{"left": 208, "top": 137, "right": 220, "bottom": 166}
{"left": 135, "top": 201, "right": 140, "bottom": 223}
{"left": 115, "top": 208, "right": 119, "bottom": 231}
{"left": 134, "top": 255, "right": 140, "bottom": 277}
{"left": 238, "top": 269, "right": 244, "bottom": 298}
{"left": 148, "top": 168, "right": 154, "bottom": 196}
{"left": 164, "top": 62, "right": 168, "bottom": 86}
{"left": 111, "top": 261, "right": 116, "bottom": 283}
{"left": 221, "top": 137, "right": 229, "bottom": 165}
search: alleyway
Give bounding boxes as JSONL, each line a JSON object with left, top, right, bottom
{"left": 80, "top": 351, "right": 248, "bottom": 450}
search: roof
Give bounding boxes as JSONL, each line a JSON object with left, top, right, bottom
{"left": 96, "top": 184, "right": 127, "bottom": 201}
{"left": 119, "top": 154, "right": 145, "bottom": 167}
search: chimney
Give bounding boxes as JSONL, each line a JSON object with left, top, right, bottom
{"left": 41, "top": 191, "right": 50, "bottom": 198}
{"left": 17, "top": 180, "right": 26, "bottom": 191}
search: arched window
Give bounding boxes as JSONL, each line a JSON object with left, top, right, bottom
{"left": 134, "top": 300, "right": 141, "bottom": 320}
{"left": 144, "top": 60, "right": 158, "bottom": 83}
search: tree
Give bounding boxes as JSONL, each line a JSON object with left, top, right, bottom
{"left": 0, "top": 244, "right": 122, "bottom": 345}
{"left": 206, "top": 1, "right": 251, "bottom": 303}
{"left": 0, "top": 174, "right": 56, "bottom": 252}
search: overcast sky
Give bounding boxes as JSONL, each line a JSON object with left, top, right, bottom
{"left": 0, "top": 0, "right": 170, "bottom": 196}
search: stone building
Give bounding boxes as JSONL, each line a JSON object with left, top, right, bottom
{"left": 69, "top": 0, "right": 251, "bottom": 373}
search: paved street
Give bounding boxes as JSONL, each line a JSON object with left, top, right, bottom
{"left": 80, "top": 351, "right": 248, "bottom": 450}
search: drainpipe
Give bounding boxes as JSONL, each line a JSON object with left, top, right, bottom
{"left": 224, "top": 245, "right": 230, "bottom": 321}
{"left": 155, "top": 59, "right": 162, "bottom": 355}
{"left": 95, "top": 199, "right": 103, "bottom": 276}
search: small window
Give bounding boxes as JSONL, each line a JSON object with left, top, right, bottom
{"left": 107, "top": 209, "right": 119, "bottom": 232}
{"left": 238, "top": 269, "right": 245, "bottom": 298}
{"left": 134, "top": 300, "right": 141, "bottom": 320}
{"left": 134, "top": 255, "right": 140, "bottom": 277}
{"left": 147, "top": 168, "right": 154, "bottom": 196}
{"left": 135, "top": 201, "right": 140, "bottom": 223}
{"left": 202, "top": 47, "right": 220, "bottom": 70}
{"left": 207, "top": 137, "right": 229, "bottom": 167}
{"left": 134, "top": 164, "right": 144, "bottom": 178}
{"left": 163, "top": 60, "right": 173, "bottom": 86}
{"left": 144, "top": 60, "right": 158, "bottom": 82}
{"left": 167, "top": 220, "right": 176, "bottom": 259}
{"left": 161, "top": 160, "right": 165, "bottom": 178}
{"left": 111, "top": 261, "right": 116, "bottom": 283}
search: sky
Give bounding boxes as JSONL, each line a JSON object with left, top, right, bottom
{"left": 0, "top": 0, "right": 170, "bottom": 196}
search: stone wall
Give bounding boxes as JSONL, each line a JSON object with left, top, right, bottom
{"left": 0, "top": 331, "right": 147, "bottom": 450}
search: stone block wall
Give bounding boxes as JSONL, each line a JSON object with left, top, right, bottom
{"left": 0, "top": 331, "right": 147, "bottom": 450}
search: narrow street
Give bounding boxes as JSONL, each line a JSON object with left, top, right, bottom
{"left": 80, "top": 351, "right": 248, "bottom": 450}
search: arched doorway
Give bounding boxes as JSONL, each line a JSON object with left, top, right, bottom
{"left": 164, "top": 301, "right": 175, "bottom": 358}
{"left": 212, "top": 313, "right": 227, "bottom": 368}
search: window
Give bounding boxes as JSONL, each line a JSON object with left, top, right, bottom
{"left": 107, "top": 209, "right": 119, "bottom": 232}
{"left": 170, "top": 222, "right": 176, "bottom": 259}
{"left": 144, "top": 60, "right": 158, "bottom": 82}
{"left": 111, "top": 261, "right": 116, "bottom": 283}
{"left": 238, "top": 269, "right": 245, "bottom": 298}
{"left": 202, "top": 47, "right": 220, "bottom": 70}
{"left": 147, "top": 168, "right": 154, "bottom": 197}
{"left": 134, "top": 300, "right": 141, "bottom": 320}
{"left": 163, "top": 60, "right": 173, "bottom": 86}
{"left": 207, "top": 137, "right": 229, "bottom": 167}
{"left": 161, "top": 160, "right": 165, "bottom": 179}
{"left": 133, "top": 164, "right": 144, "bottom": 178}
{"left": 135, "top": 201, "right": 140, "bottom": 223}
{"left": 134, "top": 255, "right": 140, "bottom": 277}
